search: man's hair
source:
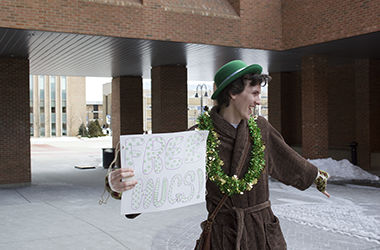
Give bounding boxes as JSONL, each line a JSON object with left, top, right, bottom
{"left": 216, "top": 74, "right": 270, "bottom": 107}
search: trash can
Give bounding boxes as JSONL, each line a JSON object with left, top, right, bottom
{"left": 349, "top": 141, "right": 358, "bottom": 166}
{"left": 102, "top": 148, "right": 115, "bottom": 169}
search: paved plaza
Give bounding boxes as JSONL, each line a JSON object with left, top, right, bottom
{"left": 1, "top": 137, "right": 379, "bottom": 250}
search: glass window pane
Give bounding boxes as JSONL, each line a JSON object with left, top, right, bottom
{"left": 52, "top": 124, "right": 56, "bottom": 136}
{"left": 39, "top": 76, "right": 44, "bottom": 102}
{"left": 50, "top": 76, "right": 56, "bottom": 107}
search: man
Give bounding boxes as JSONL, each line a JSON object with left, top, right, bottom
{"left": 105, "top": 60, "right": 329, "bottom": 249}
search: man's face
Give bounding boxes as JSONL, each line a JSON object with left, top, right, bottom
{"left": 230, "top": 83, "right": 261, "bottom": 120}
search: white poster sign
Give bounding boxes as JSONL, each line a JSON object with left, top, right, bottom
{"left": 120, "top": 130, "right": 209, "bottom": 214}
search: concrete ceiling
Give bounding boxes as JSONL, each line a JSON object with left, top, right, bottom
{"left": 1, "top": 27, "right": 379, "bottom": 81}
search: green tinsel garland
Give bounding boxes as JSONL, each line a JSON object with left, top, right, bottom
{"left": 197, "top": 111, "right": 266, "bottom": 196}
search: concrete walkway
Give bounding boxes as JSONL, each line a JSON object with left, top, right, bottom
{"left": 1, "top": 136, "right": 379, "bottom": 250}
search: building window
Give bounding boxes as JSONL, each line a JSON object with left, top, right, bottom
{"left": 93, "top": 105, "right": 98, "bottom": 111}
{"left": 50, "top": 77, "right": 56, "bottom": 136}
{"left": 62, "top": 123, "right": 66, "bottom": 136}
{"left": 30, "top": 113, "right": 34, "bottom": 135}
{"left": 61, "top": 76, "right": 67, "bottom": 136}
{"left": 62, "top": 113, "right": 67, "bottom": 136}
{"left": 30, "top": 75, "right": 34, "bottom": 136}
{"left": 52, "top": 123, "right": 56, "bottom": 136}
{"left": 38, "top": 76, "right": 45, "bottom": 137}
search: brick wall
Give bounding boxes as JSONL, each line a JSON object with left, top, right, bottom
{"left": 0, "top": 0, "right": 380, "bottom": 50}
{"left": 301, "top": 55, "right": 329, "bottom": 159}
{"left": 0, "top": 0, "right": 283, "bottom": 50}
{"left": 328, "top": 62, "right": 356, "bottom": 148}
{"left": 0, "top": 58, "right": 30, "bottom": 185}
{"left": 282, "top": 0, "right": 380, "bottom": 49}
{"left": 281, "top": 71, "right": 302, "bottom": 146}
{"left": 270, "top": 58, "right": 379, "bottom": 169}
{"left": 240, "top": 0, "right": 282, "bottom": 49}
{"left": 151, "top": 65, "right": 187, "bottom": 133}
{"left": 1, "top": 1, "right": 376, "bottom": 51}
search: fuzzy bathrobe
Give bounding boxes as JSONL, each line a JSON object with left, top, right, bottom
{"left": 199, "top": 107, "right": 318, "bottom": 250}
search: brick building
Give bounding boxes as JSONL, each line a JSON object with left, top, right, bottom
{"left": 0, "top": 0, "right": 379, "bottom": 184}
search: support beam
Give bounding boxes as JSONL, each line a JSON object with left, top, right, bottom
{"left": 151, "top": 65, "right": 187, "bottom": 133}
{"left": 0, "top": 58, "right": 30, "bottom": 185}
{"left": 301, "top": 55, "right": 329, "bottom": 159}
{"left": 268, "top": 72, "right": 282, "bottom": 133}
{"left": 111, "top": 76, "right": 143, "bottom": 148}
{"left": 354, "top": 59, "right": 371, "bottom": 169}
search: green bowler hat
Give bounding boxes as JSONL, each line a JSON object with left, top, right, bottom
{"left": 211, "top": 60, "right": 262, "bottom": 100}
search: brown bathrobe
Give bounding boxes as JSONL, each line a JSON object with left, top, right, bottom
{"left": 200, "top": 107, "right": 318, "bottom": 250}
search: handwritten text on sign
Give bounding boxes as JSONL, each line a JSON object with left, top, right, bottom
{"left": 120, "top": 130, "right": 209, "bottom": 214}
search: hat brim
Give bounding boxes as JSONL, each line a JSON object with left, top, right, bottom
{"left": 211, "top": 64, "right": 262, "bottom": 100}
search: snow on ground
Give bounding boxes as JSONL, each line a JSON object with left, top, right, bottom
{"left": 308, "top": 158, "right": 380, "bottom": 181}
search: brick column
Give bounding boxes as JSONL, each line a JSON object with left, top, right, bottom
{"left": 0, "top": 58, "right": 30, "bottom": 185}
{"left": 354, "top": 59, "right": 371, "bottom": 169}
{"left": 268, "top": 72, "right": 282, "bottom": 133}
{"left": 369, "top": 59, "right": 380, "bottom": 170}
{"left": 151, "top": 65, "right": 187, "bottom": 133}
{"left": 278, "top": 71, "right": 303, "bottom": 146}
{"left": 301, "top": 55, "right": 329, "bottom": 159}
{"left": 111, "top": 76, "right": 143, "bottom": 148}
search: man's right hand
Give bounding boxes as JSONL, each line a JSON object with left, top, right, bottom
{"left": 109, "top": 168, "right": 138, "bottom": 193}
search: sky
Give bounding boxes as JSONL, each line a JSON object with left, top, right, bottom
{"left": 85, "top": 77, "right": 112, "bottom": 102}
{"left": 85, "top": 77, "right": 214, "bottom": 102}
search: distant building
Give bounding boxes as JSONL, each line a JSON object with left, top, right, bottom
{"left": 102, "top": 82, "right": 112, "bottom": 128}
{"left": 30, "top": 76, "right": 86, "bottom": 137}
{"left": 86, "top": 101, "right": 104, "bottom": 125}
{"left": 102, "top": 82, "right": 268, "bottom": 131}
{"left": 143, "top": 88, "right": 152, "bottom": 132}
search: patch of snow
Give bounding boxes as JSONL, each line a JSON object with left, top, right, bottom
{"left": 308, "top": 158, "right": 380, "bottom": 181}
{"left": 273, "top": 203, "right": 380, "bottom": 245}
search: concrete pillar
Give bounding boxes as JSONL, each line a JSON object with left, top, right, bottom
{"left": 67, "top": 77, "right": 86, "bottom": 136}
{"left": 301, "top": 55, "right": 329, "bottom": 159}
{"left": 0, "top": 58, "right": 30, "bottom": 185}
{"left": 268, "top": 72, "right": 282, "bottom": 133}
{"left": 111, "top": 76, "right": 143, "bottom": 148}
{"left": 151, "top": 65, "right": 187, "bottom": 133}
